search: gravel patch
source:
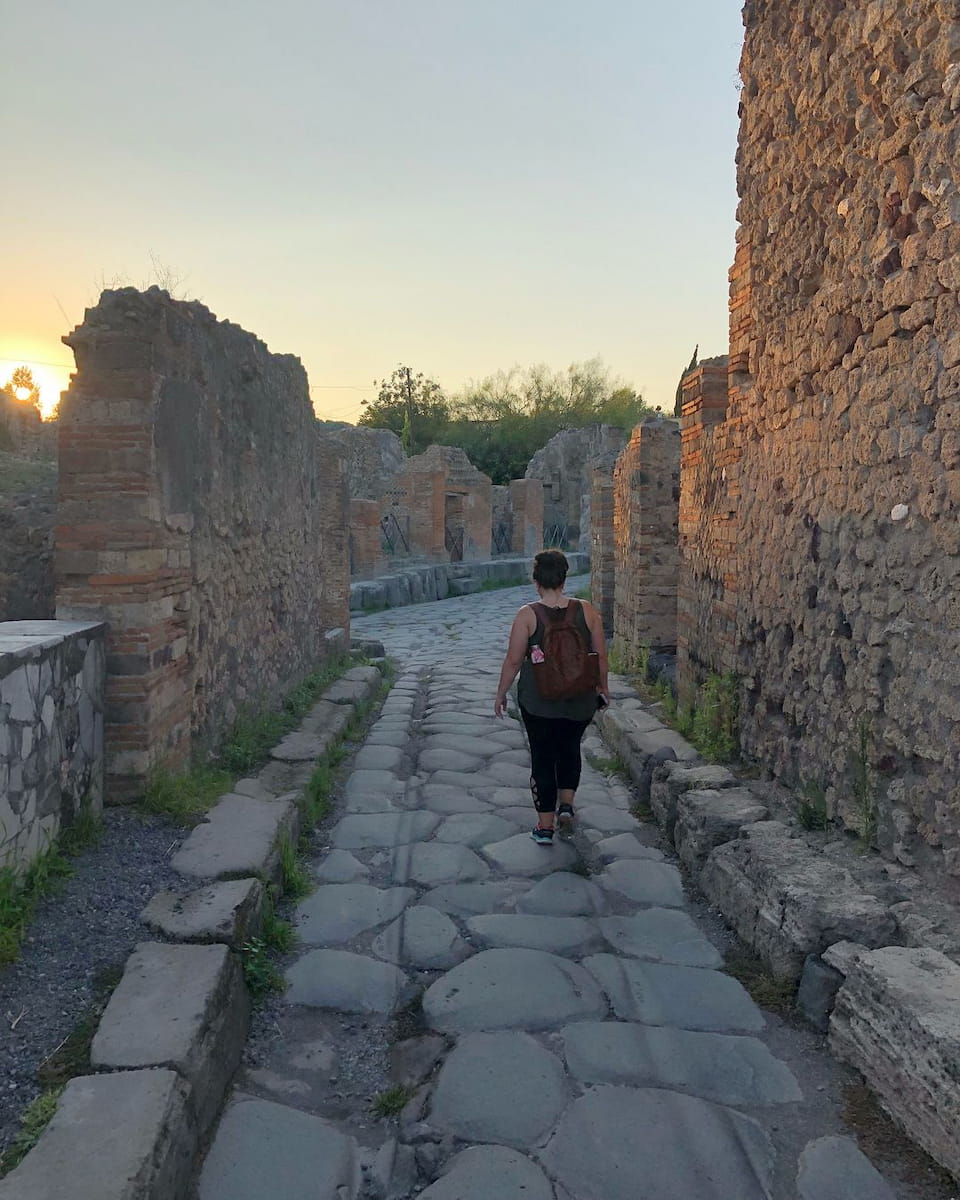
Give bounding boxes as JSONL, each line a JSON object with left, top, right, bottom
{"left": 0, "top": 808, "right": 185, "bottom": 1156}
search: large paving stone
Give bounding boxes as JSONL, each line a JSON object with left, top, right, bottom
{"left": 331, "top": 811, "right": 440, "bottom": 849}
{"left": 480, "top": 833, "right": 578, "bottom": 875}
{"left": 421, "top": 785, "right": 493, "bottom": 814}
{"left": 561, "top": 1021, "right": 801, "bottom": 1106}
{"left": 540, "top": 1086, "right": 774, "bottom": 1200}
{"left": 420, "top": 747, "right": 484, "bottom": 772}
{"left": 518, "top": 872, "right": 608, "bottom": 916}
{"left": 485, "top": 761, "right": 535, "bottom": 787}
{"left": 486, "top": 786, "right": 532, "bottom": 808}
{"left": 674, "top": 788, "right": 769, "bottom": 873}
{"left": 583, "top": 955, "right": 765, "bottom": 1032}
{"left": 418, "top": 1145, "right": 554, "bottom": 1200}
{"left": 140, "top": 878, "right": 266, "bottom": 948}
{"left": 429, "top": 769, "right": 501, "bottom": 796}
{"left": 373, "top": 905, "right": 473, "bottom": 968}
{"left": 91, "top": 942, "right": 248, "bottom": 1134}
{"left": 424, "top": 948, "right": 607, "bottom": 1032}
{"left": 598, "top": 859, "right": 686, "bottom": 908}
{"left": 344, "top": 770, "right": 405, "bottom": 803}
{"left": 295, "top": 884, "right": 414, "bottom": 945}
{"left": 353, "top": 745, "right": 404, "bottom": 771}
{"left": 595, "top": 833, "right": 665, "bottom": 863}
{"left": 315, "top": 849, "right": 370, "bottom": 883}
{"left": 796, "top": 1136, "right": 896, "bottom": 1200}
{"left": 424, "top": 733, "right": 503, "bottom": 757}
{"left": 428, "top": 1031, "right": 567, "bottom": 1148}
{"left": 434, "top": 812, "right": 517, "bottom": 846}
{"left": 270, "top": 729, "right": 334, "bottom": 762}
{"left": 576, "top": 804, "right": 640, "bottom": 834}
{"left": 420, "top": 881, "right": 531, "bottom": 916}
{"left": 392, "top": 842, "right": 491, "bottom": 885}
{"left": 598, "top": 909, "right": 723, "bottom": 968}
{"left": 699, "top": 822, "right": 899, "bottom": 981}
{"left": 829, "top": 945, "right": 960, "bottom": 1178}
{"left": 197, "top": 1095, "right": 360, "bottom": 1200}
{"left": 171, "top": 794, "right": 299, "bottom": 883}
{"left": 0, "top": 1070, "right": 192, "bottom": 1200}
{"left": 466, "top": 914, "right": 603, "bottom": 956}
{"left": 285, "top": 950, "right": 413, "bottom": 1014}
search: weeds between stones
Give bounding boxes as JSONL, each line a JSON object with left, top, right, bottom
{"left": 371, "top": 1085, "right": 415, "bottom": 1118}
{"left": 587, "top": 751, "right": 629, "bottom": 778}
{"left": 0, "top": 1087, "right": 63, "bottom": 1175}
{"left": 240, "top": 937, "right": 286, "bottom": 1001}
{"left": 0, "top": 807, "right": 102, "bottom": 967}
{"left": 797, "top": 780, "right": 830, "bottom": 831}
{"left": 851, "top": 718, "right": 877, "bottom": 849}
{"left": 278, "top": 836, "right": 312, "bottom": 901}
{"left": 34, "top": 961, "right": 125, "bottom": 1090}
{"left": 722, "top": 947, "right": 796, "bottom": 1015}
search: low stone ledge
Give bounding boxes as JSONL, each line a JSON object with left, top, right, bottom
{"left": 141, "top": 878, "right": 267, "bottom": 948}
{"left": 829, "top": 946, "right": 960, "bottom": 1180}
{"left": 91, "top": 942, "right": 250, "bottom": 1137}
{"left": 650, "top": 762, "right": 740, "bottom": 840}
{"left": 597, "top": 709, "right": 700, "bottom": 803}
{"left": 699, "top": 823, "right": 899, "bottom": 981}
{"left": 0, "top": 1068, "right": 193, "bottom": 1200}
{"left": 674, "top": 788, "right": 770, "bottom": 874}
{"left": 171, "top": 793, "right": 300, "bottom": 884}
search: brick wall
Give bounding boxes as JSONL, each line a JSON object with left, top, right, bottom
{"left": 612, "top": 420, "right": 681, "bottom": 658}
{"left": 349, "top": 499, "right": 383, "bottom": 578}
{"left": 56, "top": 288, "right": 349, "bottom": 797}
{"left": 681, "top": 1, "right": 960, "bottom": 872}
{"left": 589, "top": 469, "right": 615, "bottom": 636}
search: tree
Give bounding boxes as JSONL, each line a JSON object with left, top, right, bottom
{"left": 358, "top": 365, "right": 450, "bottom": 454}
{"left": 4, "top": 365, "right": 41, "bottom": 411}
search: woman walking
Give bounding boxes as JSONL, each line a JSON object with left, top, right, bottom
{"left": 494, "top": 549, "right": 610, "bottom": 844}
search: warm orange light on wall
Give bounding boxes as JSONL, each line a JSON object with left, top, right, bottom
{"left": 0, "top": 360, "right": 70, "bottom": 419}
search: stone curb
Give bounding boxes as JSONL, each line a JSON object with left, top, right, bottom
{"left": 597, "top": 676, "right": 960, "bottom": 1183}
{"left": 0, "top": 660, "right": 389, "bottom": 1199}
{"left": 349, "top": 553, "right": 590, "bottom": 614}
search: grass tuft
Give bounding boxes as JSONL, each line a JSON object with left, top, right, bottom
{"left": 0, "top": 1086, "right": 64, "bottom": 1175}
{"left": 278, "top": 836, "right": 313, "bottom": 900}
{"left": 140, "top": 766, "right": 232, "bottom": 825}
{"left": 371, "top": 1085, "right": 415, "bottom": 1118}
{"left": 240, "top": 937, "right": 287, "bottom": 1001}
{"left": 723, "top": 947, "right": 796, "bottom": 1014}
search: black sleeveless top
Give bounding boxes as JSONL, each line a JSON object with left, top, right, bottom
{"left": 516, "top": 599, "right": 599, "bottom": 721}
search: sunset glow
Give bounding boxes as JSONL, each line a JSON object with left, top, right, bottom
{"left": 0, "top": 360, "right": 70, "bottom": 420}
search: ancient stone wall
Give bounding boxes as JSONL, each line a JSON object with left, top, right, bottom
{"left": 0, "top": 394, "right": 57, "bottom": 461}
{"left": 509, "top": 478, "right": 544, "bottom": 557}
{"left": 320, "top": 422, "right": 405, "bottom": 501}
{"left": 0, "top": 621, "right": 105, "bottom": 871}
{"left": 612, "top": 420, "right": 681, "bottom": 657}
{"left": 0, "top": 467, "right": 57, "bottom": 621}
{"left": 526, "top": 425, "right": 628, "bottom": 549}
{"left": 683, "top": 1, "right": 960, "bottom": 872}
{"left": 56, "top": 288, "right": 350, "bottom": 797}
{"left": 589, "top": 470, "right": 615, "bottom": 636}
{"left": 403, "top": 445, "right": 492, "bottom": 562}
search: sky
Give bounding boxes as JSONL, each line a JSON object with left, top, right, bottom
{"left": 1, "top": 1, "right": 744, "bottom": 422}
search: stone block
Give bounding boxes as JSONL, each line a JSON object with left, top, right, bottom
{"left": 140, "top": 878, "right": 266, "bottom": 947}
{"left": 171, "top": 793, "right": 300, "bottom": 884}
{"left": 796, "top": 1136, "right": 895, "bottom": 1200}
{"left": 0, "top": 1069, "right": 193, "bottom": 1200}
{"left": 829, "top": 946, "right": 960, "bottom": 1179}
{"left": 674, "top": 787, "right": 769, "bottom": 874}
{"left": 796, "top": 954, "right": 844, "bottom": 1034}
{"left": 649, "top": 761, "right": 739, "bottom": 840}
{"left": 699, "top": 824, "right": 899, "bottom": 981}
{"left": 91, "top": 941, "right": 249, "bottom": 1135}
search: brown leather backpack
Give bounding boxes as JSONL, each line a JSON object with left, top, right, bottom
{"left": 530, "top": 599, "right": 601, "bottom": 700}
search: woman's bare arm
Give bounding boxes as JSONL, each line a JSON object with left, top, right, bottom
{"left": 495, "top": 607, "right": 535, "bottom": 717}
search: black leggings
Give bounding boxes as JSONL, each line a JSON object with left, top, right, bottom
{"left": 520, "top": 707, "right": 592, "bottom": 814}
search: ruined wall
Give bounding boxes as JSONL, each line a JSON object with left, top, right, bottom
{"left": 509, "top": 478, "right": 544, "bottom": 557}
{"left": 404, "top": 445, "right": 492, "bottom": 562}
{"left": 56, "top": 288, "right": 349, "bottom": 796}
{"left": 0, "top": 466, "right": 57, "bottom": 621}
{"left": 612, "top": 420, "right": 681, "bottom": 656}
{"left": 590, "top": 470, "right": 615, "bottom": 635}
{"left": 320, "top": 422, "right": 405, "bottom": 501}
{"left": 677, "top": 361, "right": 739, "bottom": 706}
{"left": 0, "top": 394, "right": 57, "bottom": 461}
{"left": 526, "top": 425, "right": 629, "bottom": 547}
{"left": 696, "top": 0, "right": 960, "bottom": 870}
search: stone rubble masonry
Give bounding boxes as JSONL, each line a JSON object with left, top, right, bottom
{"left": 829, "top": 945, "right": 960, "bottom": 1179}
{"left": 55, "top": 288, "right": 350, "bottom": 798}
{"left": 612, "top": 419, "right": 681, "bottom": 657}
{"left": 590, "top": 468, "right": 616, "bottom": 636}
{"left": 0, "top": 466, "right": 56, "bottom": 622}
{"left": 349, "top": 499, "right": 384, "bottom": 579}
{"left": 508, "top": 478, "right": 543, "bottom": 556}
{"left": 0, "top": 391, "right": 57, "bottom": 461}
{"left": 318, "top": 422, "right": 405, "bottom": 501}
{"left": 526, "top": 424, "right": 629, "bottom": 550}
{"left": 678, "top": 1, "right": 960, "bottom": 873}
{"left": 0, "top": 620, "right": 105, "bottom": 873}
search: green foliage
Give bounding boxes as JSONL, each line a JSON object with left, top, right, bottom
{"left": 572, "top": 585, "right": 592, "bottom": 601}
{"left": 261, "top": 906, "right": 296, "bottom": 954}
{"left": 688, "top": 673, "right": 739, "bottom": 763}
{"left": 371, "top": 1085, "right": 415, "bottom": 1118}
{"left": 301, "top": 763, "right": 335, "bottom": 827}
{"left": 852, "top": 718, "right": 877, "bottom": 847}
{"left": 240, "top": 937, "right": 286, "bottom": 1001}
{"left": 358, "top": 365, "right": 450, "bottom": 453}
{"left": 140, "top": 766, "right": 233, "bottom": 824}
{"left": 0, "top": 449, "right": 57, "bottom": 496}
{"left": 724, "top": 947, "right": 795, "bottom": 1014}
{"left": 278, "top": 836, "right": 312, "bottom": 900}
{"left": 587, "top": 751, "right": 628, "bottom": 778}
{"left": 797, "top": 781, "right": 830, "bottom": 832}
{"left": 0, "top": 1087, "right": 64, "bottom": 1175}
{"left": 0, "top": 810, "right": 101, "bottom": 966}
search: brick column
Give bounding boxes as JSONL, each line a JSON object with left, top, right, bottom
{"left": 349, "top": 499, "right": 382, "bottom": 578}
{"left": 590, "top": 468, "right": 615, "bottom": 636}
{"left": 56, "top": 325, "right": 193, "bottom": 798}
{"left": 612, "top": 420, "right": 680, "bottom": 658}
{"left": 461, "top": 478, "right": 492, "bottom": 561}
{"left": 509, "top": 478, "right": 543, "bottom": 557}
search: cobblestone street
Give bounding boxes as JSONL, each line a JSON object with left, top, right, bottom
{"left": 194, "top": 578, "right": 920, "bottom": 1200}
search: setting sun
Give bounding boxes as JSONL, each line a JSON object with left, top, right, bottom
{"left": 0, "top": 359, "right": 70, "bottom": 420}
